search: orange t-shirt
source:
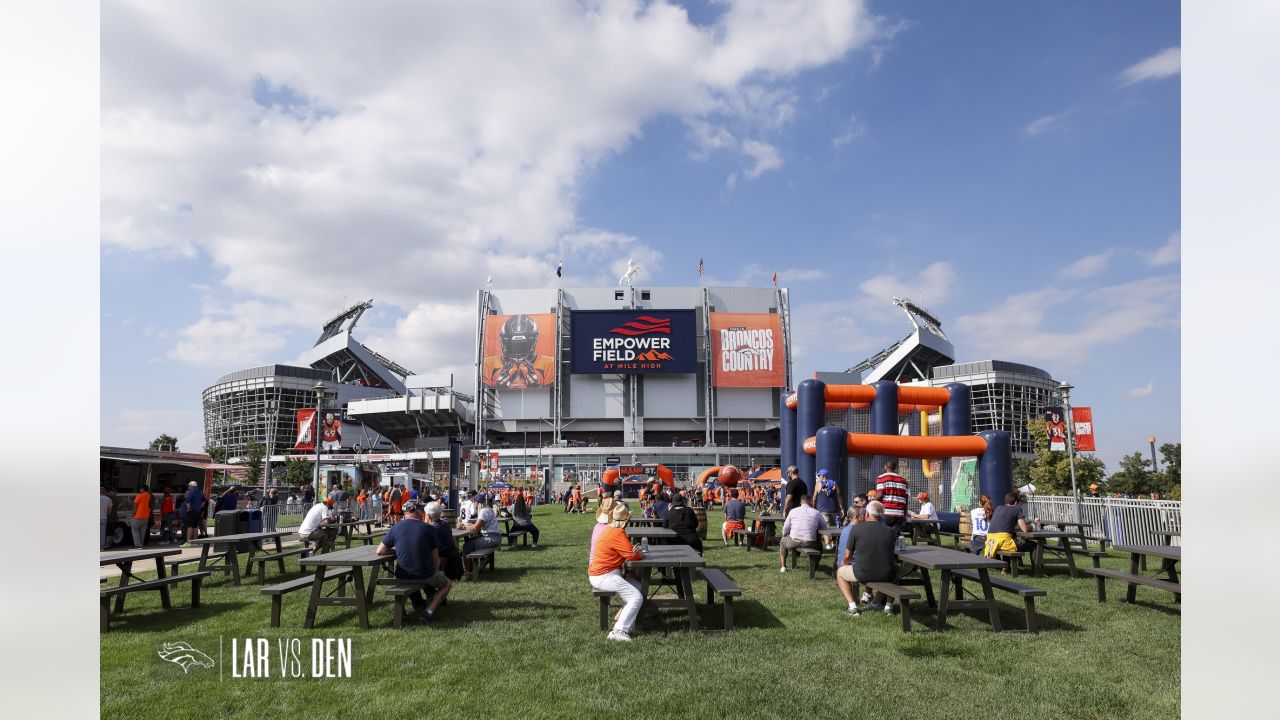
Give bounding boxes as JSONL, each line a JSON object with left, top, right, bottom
{"left": 588, "top": 526, "right": 643, "bottom": 576}
{"left": 133, "top": 491, "right": 152, "bottom": 520}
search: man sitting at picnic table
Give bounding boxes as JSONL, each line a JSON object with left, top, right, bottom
{"left": 377, "top": 499, "right": 452, "bottom": 622}
{"left": 298, "top": 497, "right": 338, "bottom": 552}
{"left": 910, "top": 492, "right": 939, "bottom": 520}
{"left": 425, "top": 501, "right": 464, "bottom": 581}
{"left": 721, "top": 488, "right": 747, "bottom": 546}
{"left": 836, "top": 500, "right": 898, "bottom": 616}
{"left": 459, "top": 495, "right": 503, "bottom": 575}
{"left": 663, "top": 492, "right": 703, "bottom": 553}
{"left": 982, "top": 491, "right": 1037, "bottom": 562}
{"left": 778, "top": 494, "right": 827, "bottom": 573}
{"left": 587, "top": 502, "right": 646, "bottom": 642}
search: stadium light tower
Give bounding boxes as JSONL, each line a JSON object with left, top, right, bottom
{"left": 1060, "top": 381, "right": 1081, "bottom": 522}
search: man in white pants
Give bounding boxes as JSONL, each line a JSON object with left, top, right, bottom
{"left": 587, "top": 503, "right": 646, "bottom": 641}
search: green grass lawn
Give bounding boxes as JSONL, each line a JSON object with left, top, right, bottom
{"left": 100, "top": 506, "right": 1180, "bottom": 720}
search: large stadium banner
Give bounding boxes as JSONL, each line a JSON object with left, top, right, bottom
{"left": 571, "top": 309, "right": 697, "bottom": 374}
{"left": 1073, "top": 406, "right": 1096, "bottom": 451}
{"left": 710, "top": 312, "right": 785, "bottom": 387}
{"left": 481, "top": 313, "right": 557, "bottom": 389}
{"left": 294, "top": 408, "right": 316, "bottom": 451}
{"left": 1044, "top": 406, "right": 1068, "bottom": 451}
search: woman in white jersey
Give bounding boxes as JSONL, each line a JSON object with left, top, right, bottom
{"left": 970, "top": 494, "right": 994, "bottom": 555}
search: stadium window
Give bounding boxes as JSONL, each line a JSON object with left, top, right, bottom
{"left": 640, "top": 290, "right": 651, "bottom": 300}
{"left": 615, "top": 291, "right": 624, "bottom": 300}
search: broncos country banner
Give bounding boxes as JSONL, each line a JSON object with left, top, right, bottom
{"left": 709, "top": 312, "right": 786, "bottom": 387}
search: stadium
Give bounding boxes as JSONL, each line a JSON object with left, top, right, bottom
{"left": 200, "top": 286, "right": 1067, "bottom": 505}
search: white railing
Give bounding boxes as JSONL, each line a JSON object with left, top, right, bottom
{"left": 1024, "top": 495, "right": 1181, "bottom": 546}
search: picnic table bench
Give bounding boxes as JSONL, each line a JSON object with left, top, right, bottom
{"left": 788, "top": 546, "right": 825, "bottom": 579}
{"left": 187, "top": 530, "right": 295, "bottom": 586}
{"left": 244, "top": 545, "right": 312, "bottom": 585}
{"left": 100, "top": 548, "right": 209, "bottom": 632}
{"left": 853, "top": 581, "right": 921, "bottom": 633}
{"left": 500, "top": 517, "right": 531, "bottom": 548}
{"left": 297, "top": 546, "right": 396, "bottom": 629}
{"left": 261, "top": 568, "right": 353, "bottom": 628}
{"left": 906, "top": 518, "right": 943, "bottom": 546}
{"left": 625, "top": 526, "right": 678, "bottom": 545}
{"left": 896, "top": 545, "right": 1011, "bottom": 632}
{"left": 465, "top": 546, "right": 497, "bottom": 581}
{"left": 951, "top": 569, "right": 1047, "bottom": 633}
{"left": 696, "top": 568, "right": 742, "bottom": 631}
{"left": 1016, "top": 530, "right": 1081, "bottom": 578}
{"left": 1084, "top": 544, "right": 1180, "bottom": 604}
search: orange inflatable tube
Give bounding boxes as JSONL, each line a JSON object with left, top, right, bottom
{"left": 603, "top": 464, "right": 675, "bottom": 488}
{"left": 802, "top": 433, "right": 986, "bottom": 459}
{"left": 696, "top": 467, "right": 721, "bottom": 486}
{"left": 785, "top": 384, "right": 950, "bottom": 410}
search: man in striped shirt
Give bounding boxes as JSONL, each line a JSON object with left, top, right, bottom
{"left": 875, "top": 460, "right": 909, "bottom": 533}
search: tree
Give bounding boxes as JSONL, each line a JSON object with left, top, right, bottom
{"left": 1020, "top": 417, "right": 1107, "bottom": 495}
{"left": 204, "top": 445, "right": 227, "bottom": 463}
{"left": 1106, "top": 452, "right": 1156, "bottom": 496}
{"left": 283, "top": 457, "right": 314, "bottom": 488}
{"left": 1159, "top": 442, "right": 1180, "bottom": 489}
{"left": 242, "top": 442, "right": 266, "bottom": 487}
{"left": 150, "top": 433, "right": 179, "bottom": 452}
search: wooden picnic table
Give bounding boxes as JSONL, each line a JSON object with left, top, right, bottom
{"left": 625, "top": 544, "right": 706, "bottom": 631}
{"left": 100, "top": 547, "right": 180, "bottom": 613}
{"left": 1111, "top": 544, "right": 1180, "bottom": 602}
{"left": 187, "top": 530, "right": 294, "bottom": 586}
{"left": 452, "top": 527, "right": 478, "bottom": 549}
{"left": 906, "top": 517, "right": 943, "bottom": 546}
{"left": 1016, "top": 530, "right": 1081, "bottom": 578}
{"left": 895, "top": 545, "right": 1008, "bottom": 632}
{"left": 625, "top": 526, "right": 678, "bottom": 543}
{"left": 297, "top": 545, "right": 395, "bottom": 629}
{"left": 627, "top": 517, "right": 664, "bottom": 528}
{"left": 753, "top": 515, "right": 783, "bottom": 544}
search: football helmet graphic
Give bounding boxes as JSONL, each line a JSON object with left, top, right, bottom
{"left": 499, "top": 314, "right": 539, "bottom": 364}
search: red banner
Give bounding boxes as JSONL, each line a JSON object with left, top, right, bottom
{"left": 710, "top": 313, "right": 786, "bottom": 387}
{"left": 294, "top": 408, "right": 317, "bottom": 451}
{"left": 1073, "top": 406, "right": 1096, "bottom": 452}
{"left": 488, "top": 453, "right": 500, "bottom": 473}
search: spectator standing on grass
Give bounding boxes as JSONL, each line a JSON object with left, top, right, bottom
{"left": 130, "top": 485, "right": 152, "bottom": 548}
{"left": 378, "top": 499, "right": 452, "bottom": 622}
{"left": 983, "top": 492, "right": 1036, "bottom": 562}
{"left": 875, "top": 461, "right": 909, "bottom": 533}
{"left": 813, "top": 469, "right": 844, "bottom": 549}
{"left": 836, "top": 500, "right": 898, "bottom": 616}
{"left": 182, "top": 481, "right": 205, "bottom": 546}
{"left": 99, "top": 487, "right": 112, "bottom": 550}
{"left": 159, "top": 488, "right": 177, "bottom": 544}
{"left": 461, "top": 496, "right": 503, "bottom": 574}
{"left": 217, "top": 485, "right": 240, "bottom": 512}
{"left": 587, "top": 502, "right": 646, "bottom": 642}
{"left": 664, "top": 493, "right": 703, "bottom": 554}
{"left": 782, "top": 465, "right": 807, "bottom": 517}
{"left": 511, "top": 493, "right": 541, "bottom": 548}
{"left": 970, "top": 494, "right": 993, "bottom": 555}
{"left": 259, "top": 488, "right": 279, "bottom": 531}
{"left": 722, "top": 489, "right": 747, "bottom": 545}
{"left": 778, "top": 494, "right": 827, "bottom": 573}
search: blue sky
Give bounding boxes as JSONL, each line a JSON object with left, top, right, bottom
{"left": 101, "top": 0, "right": 1179, "bottom": 473}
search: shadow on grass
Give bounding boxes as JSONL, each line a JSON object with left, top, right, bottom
{"left": 105, "top": 600, "right": 252, "bottom": 634}
{"left": 1124, "top": 599, "right": 1181, "bottom": 617}
{"left": 927, "top": 605, "right": 1086, "bottom": 633}
{"left": 306, "top": 599, "right": 577, "bottom": 630}
{"left": 468, "top": 566, "right": 530, "bottom": 583}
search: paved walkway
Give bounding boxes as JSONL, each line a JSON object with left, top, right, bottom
{"left": 99, "top": 529, "right": 306, "bottom": 578}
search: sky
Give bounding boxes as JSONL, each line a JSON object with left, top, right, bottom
{"left": 100, "top": 0, "right": 1180, "bottom": 473}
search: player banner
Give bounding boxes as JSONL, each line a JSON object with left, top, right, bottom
{"left": 1044, "top": 406, "right": 1067, "bottom": 452}
{"left": 294, "top": 408, "right": 316, "bottom": 451}
{"left": 1073, "top": 406, "right": 1096, "bottom": 451}
{"left": 481, "top": 313, "right": 557, "bottom": 388}
{"left": 710, "top": 312, "right": 786, "bottom": 387}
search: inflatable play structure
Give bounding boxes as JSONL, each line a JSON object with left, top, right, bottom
{"left": 600, "top": 463, "right": 675, "bottom": 497}
{"left": 780, "top": 379, "right": 1013, "bottom": 510}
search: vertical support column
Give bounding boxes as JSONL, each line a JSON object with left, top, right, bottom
{"left": 448, "top": 438, "right": 461, "bottom": 511}
{"left": 815, "top": 426, "right": 849, "bottom": 504}
{"left": 977, "top": 430, "right": 1012, "bottom": 503}
{"left": 779, "top": 392, "right": 796, "bottom": 475}
{"left": 942, "top": 383, "right": 972, "bottom": 436}
{"left": 796, "top": 379, "right": 826, "bottom": 494}
{"left": 869, "top": 381, "right": 899, "bottom": 476}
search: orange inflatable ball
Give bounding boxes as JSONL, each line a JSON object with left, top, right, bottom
{"left": 717, "top": 465, "right": 742, "bottom": 487}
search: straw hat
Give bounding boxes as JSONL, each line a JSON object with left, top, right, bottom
{"left": 595, "top": 497, "right": 616, "bottom": 524}
{"left": 607, "top": 502, "right": 631, "bottom": 529}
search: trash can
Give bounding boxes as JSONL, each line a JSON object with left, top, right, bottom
{"left": 245, "top": 508, "right": 263, "bottom": 533}
{"left": 215, "top": 510, "right": 253, "bottom": 552}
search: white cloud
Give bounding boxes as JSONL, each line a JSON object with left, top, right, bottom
{"left": 102, "top": 408, "right": 206, "bottom": 451}
{"left": 102, "top": 1, "right": 883, "bottom": 373}
{"left": 1148, "top": 232, "right": 1181, "bottom": 265}
{"left": 1126, "top": 379, "right": 1155, "bottom": 398}
{"left": 1061, "top": 251, "right": 1114, "bottom": 279}
{"left": 858, "top": 261, "right": 956, "bottom": 313}
{"left": 954, "top": 274, "right": 1179, "bottom": 369}
{"left": 832, "top": 113, "right": 866, "bottom": 147}
{"left": 740, "top": 139, "right": 783, "bottom": 179}
{"left": 1024, "top": 111, "right": 1071, "bottom": 136}
{"left": 1118, "top": 47, "right": 1181, "bottom": 86}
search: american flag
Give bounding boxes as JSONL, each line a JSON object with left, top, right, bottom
{"left": 698, "top": 257, "right": 704, "bottom": 279}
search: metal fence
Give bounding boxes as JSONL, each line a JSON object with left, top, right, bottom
{"left": 256, "top": 497, "right": 384, "bottom": 532}
{"left": 1024, "top": 495, "right": 1181, "bottom": 546}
